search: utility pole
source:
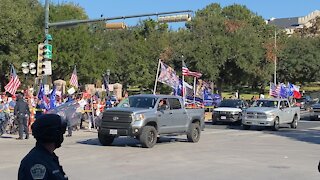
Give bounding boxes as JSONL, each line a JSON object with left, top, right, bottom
{"left": 274, "top": 29, "right": 277, "bottom": 85}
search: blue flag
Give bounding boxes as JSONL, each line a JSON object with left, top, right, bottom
{"left": 279, "top": 84, "right": 288, "bottom": 98}
{"left": 49, "top": 86, "right": 56, "bottom": 110}
{"left": 38, "top": 84, "right": 45, "bottom": 100}
{"left": 37, "top": 84, "right": 49, "bottom": 110}
{"left": 287, "top": 83, "right": 294, "bottom": 97}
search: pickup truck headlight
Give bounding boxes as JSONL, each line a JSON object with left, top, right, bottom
{"left": 267, "top": 113, "right": 276, "bottom": 119}
{"left": 132, "top": 114, "right": 145, "bottom": 122}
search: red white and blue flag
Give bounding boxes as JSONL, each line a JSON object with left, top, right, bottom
{"left": 5, "top": 65, "right": 21, "bottom": 95}
{"left": 69, "top": 66, "right": 78, "bottom": 88}
{"left": 269, "top": 82, "right": 281, "bottom": 97}
{"left": 182, "top": 60, "right": 202, "bottom": 78}
{"left": 288, "top": 83, "right": 301, "bottom": 99}
{"left": 158, "top": 61, "right": 180, "bottom": 89}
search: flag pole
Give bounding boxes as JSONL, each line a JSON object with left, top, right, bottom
{"left": 153, "top": 59, "right": 161, "bottom": 95}
{"left": 193, "top": 77, "right": 196, "bottom": 104}
{"left": 182, "top": 75, "right": 185, "bottom": 105}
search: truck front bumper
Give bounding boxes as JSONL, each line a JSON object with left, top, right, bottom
{"left": 99, "top": 126, "right": 141, "bottom": 137}
{"left": 310, "top": 112, "right": 320, "bottom": 120}
{"left": 242, "top": 118, "right": 275, "bottom": 127}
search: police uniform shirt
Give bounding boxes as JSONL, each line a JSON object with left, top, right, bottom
{"left": 18, "top": 143, "right": 68, "bottom": 180}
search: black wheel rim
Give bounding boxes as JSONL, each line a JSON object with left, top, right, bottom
{"left": 193, "top": 127, "right": 199, "bottom": 140}
{"left": 148, "top": 131, "right": 155, "bottom": 143}
{"left": 275, "top": 119, "right": 279, "bottom": 128}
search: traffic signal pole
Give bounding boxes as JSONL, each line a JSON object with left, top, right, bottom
{"left": 42, "top": 0, "right": 192, "bottom": 88}
{"left": 43, "top": 0, "right": 50, "bottom": 84}
{"left": 48, "top": 10, "right": 192, "bottom": 28}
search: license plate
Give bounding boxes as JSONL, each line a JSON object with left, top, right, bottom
{"left": 318, "top": 115, "right": 320, "bottom": 118}
{"left": 109, "top": 129, "right": 117, "bottom": 135}
{"left": 221, "top": 116, "right": 226, "bottom": 120}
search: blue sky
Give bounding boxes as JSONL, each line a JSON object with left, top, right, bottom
{"left": 47, "top": 0, "right": 320, "bottom": 28}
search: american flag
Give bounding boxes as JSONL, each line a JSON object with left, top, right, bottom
{"left": 69, "top": 66, "right": 78, "bottom": 88}
{"left": 182, "top": 60, "right": 202, "bottom": 78}
{"left": 269, "top": 82, "right": 280, "bottom": 97}
{"left": 4, "top": 65, "right": 21, "bottom": 95}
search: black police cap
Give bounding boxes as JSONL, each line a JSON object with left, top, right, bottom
{"left": 32, "top": 114, "right": 67, "bottom": 142}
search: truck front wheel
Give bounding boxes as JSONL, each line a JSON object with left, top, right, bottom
{"left": 98, "top": 132, "right": 115, "bottom": 146}
{"left": 140, "top": 126, "right": 158, "bottom": 148}
{"left": 272, "top": 117, "right": 280, "bottom": 131}
{"left": 187, "top": 123, "right": 201, "bottom": 143}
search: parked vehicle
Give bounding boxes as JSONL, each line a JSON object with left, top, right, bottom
{"left": 242, "top": 98, "right": 300, "bottom": 131}
{"left": 295, "top": 96, "right": 317, "bottom": 110}
{"left": 98, "top": 94, "right": 205, "bottom": 148}
{"left": 212, "top": 99, "right": 248, "bottom": 125}
{"left": 310, "top": 103, "right": 320, "bottom": 120}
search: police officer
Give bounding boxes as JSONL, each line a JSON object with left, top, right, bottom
{"left": 14, "top": 94, "right": 30, "bottom": 140}
{"left": 18, "top": 114, "right": 68, "bottom": 180}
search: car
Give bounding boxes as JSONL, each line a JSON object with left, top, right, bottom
{"left": 98, "top": 94, "right": 205, "bottom": 148}
{"left": 310, "top": 103, "right": 320, "bottom": 120}
{"left": 212, "top": 99, "right": 248, "bottom": 125}
{"left": 295, "top": 96, "right": 317, "bottom": 111}
{"left": 242, "top": 98, "right": 300, "bottom": 131}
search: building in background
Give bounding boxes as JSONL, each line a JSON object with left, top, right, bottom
{"left": 267, "top": 10, "right": 320, "bottom": 34}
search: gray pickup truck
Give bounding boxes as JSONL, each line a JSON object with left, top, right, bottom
{"left": 98, "top": 94, "right": 205, "bottom": 148}
{"left": 242, "top": 98, "right": 300, "bottom": 131}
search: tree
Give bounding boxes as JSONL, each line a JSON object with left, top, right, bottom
{"left": 0, "top": 0, "right": 42, "bottom": 90}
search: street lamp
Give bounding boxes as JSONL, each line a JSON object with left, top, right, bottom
{"left": 21, "top": 62, "right": 37, "bottom": 88}
{"left": 274, "top": 29, "right": 277, "bottom": 85}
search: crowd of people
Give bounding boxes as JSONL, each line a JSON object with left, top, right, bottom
{"left": 0, "top": 90, "right": 122, "bottom": 139}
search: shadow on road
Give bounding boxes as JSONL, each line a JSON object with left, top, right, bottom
{"left": 263, "top": 128, "right": 320, "bottom": 145}
{"left": 77, "top": 136, "right": 188, "bottom": 148}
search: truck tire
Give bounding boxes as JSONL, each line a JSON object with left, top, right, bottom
{"left": 242, "top": 124, "right": 251, "bottom": 130}
{"left": 272, "top": 117, "right": 280, "bottom": 131}
{"left": 98, "top": 132, "right": 115, "bottom": 146}
{"left": 211, "top": 119, "right": 217, "bottom": 125}
{"left": 187, "top": 123, "right": 201, "bottom": 143}
{"left": 290, "top": 115, "right": 298, "bottom": 129}
{"left": 140, "top": 126, "right": 157, "bottom": 148}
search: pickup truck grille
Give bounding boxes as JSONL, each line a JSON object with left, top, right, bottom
{"left": 246, "top": 112, "right": 267, "bottom": 119}
{"left": 101, "top": 111, "right": 133, "bottom": 129}
{"left": 313, "top": 108, "right": 320, "bottom": 112}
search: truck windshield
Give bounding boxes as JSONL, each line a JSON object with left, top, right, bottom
{"left": 218, "top": 100, "right": 242, "bottom": 108}
{"left": 252, "top": 100, "right": 278, "bottom": 108}
{"left": 128, "top": 97, "right": 157, "bottom": 109}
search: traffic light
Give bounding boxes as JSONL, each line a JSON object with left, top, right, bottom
{"left": 158, "top": 14, "right": 191, "bottom": 23}
{"left": 37, "top": 43, "right": 52, "bottom": 76}
{"left": 105, "top": 22, "right": 127, "bottom": 29}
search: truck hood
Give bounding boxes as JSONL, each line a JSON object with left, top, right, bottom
{"left": 214, "top": 107, "right": 242, "bottom": 112}
{"left": 245, "top": 107, "right": 277, "bottom": 113}
{"left": 106, "top": 107, "right": 153, "bottom": 114}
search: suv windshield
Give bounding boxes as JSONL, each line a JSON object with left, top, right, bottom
{"left": 219, "top": 100, "right": 242, "bottom": 108}
{"left": 127, "top": 96, "right": 157, "bottom": 109}
{"left": 252, "top": 100, "right": 278, "bottom": 108}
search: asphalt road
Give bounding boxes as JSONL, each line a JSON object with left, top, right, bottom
{"left": 0, "top": 112, "right": 319, "bottom": 180}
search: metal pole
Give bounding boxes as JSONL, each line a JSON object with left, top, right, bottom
{"left": 181, "top": 56, "right": 185, "bottom": 105}
{"left": 49, "top": 10, "right": 193, "bottom": 28}
{"left": 153, "top": 59, "right": 161, "bottom": 95}
{"left": 193, "top": 77, "right": 196, "bottom": 104}
{"left": 43, "top": 0, "right": 50, "bottom": 85}
{"left": 274, "top": 29, "right": 277, "bottom": 85}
